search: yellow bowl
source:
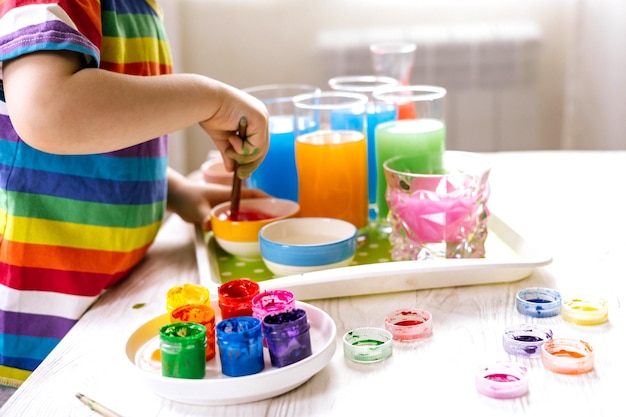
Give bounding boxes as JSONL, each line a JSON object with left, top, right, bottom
{"left": 210, "top": 198, "right": 300, "bottom": 260}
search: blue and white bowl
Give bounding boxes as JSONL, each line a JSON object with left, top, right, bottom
{"left": 259, "top": 217, "right": 358, "bottom": 277}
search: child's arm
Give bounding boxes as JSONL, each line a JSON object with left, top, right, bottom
{"left": 2, "top": 50, "right": 269, "bottom": 176}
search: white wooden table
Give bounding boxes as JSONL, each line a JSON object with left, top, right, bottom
{"left": 1, "top": 151, "right": 624, "bottom": 417}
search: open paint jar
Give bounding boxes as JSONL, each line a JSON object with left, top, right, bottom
{"left": 159, "top": 322, "right": 207, "bottom": 379}
{"left": 165, "top": 283, "right": 211, "bottom": 314}
{"left": 216, "top": 316, "right": 265, "bottom": 377}
{"left": 262, "top": 308, "right": 312, "bottom": 368}
{"left": 170, "top": 304, "right": 216, "bottom": 361}
{"left": 218, "top": 279, "right": 260, "bottom": 319}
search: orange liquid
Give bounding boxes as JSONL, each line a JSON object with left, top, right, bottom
{"left": 296, "top": 130, "right": 368, "bottom": 228}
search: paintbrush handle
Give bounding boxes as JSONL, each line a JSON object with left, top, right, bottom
{"left": 229, "top": 117, "right": 248, "bottom": 220}
{"left": 76, "top": 393, "right": 124, "bottom": 417}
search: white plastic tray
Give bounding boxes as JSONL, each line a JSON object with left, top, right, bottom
{"left": 125, "top": 300, "right": 336, "bottom": 405}
{"left": 194, "top": 214, "right": 552, "bottom": 300}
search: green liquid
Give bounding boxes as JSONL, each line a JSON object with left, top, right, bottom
{"left": 375, "top": 118, "right": 446, "bottom": 220}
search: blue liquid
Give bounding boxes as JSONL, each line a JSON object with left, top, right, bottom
{"left": 330, "top": 105, "right": 396, "bottom": 219}
{"left": 249, "top": 115, "right": 317, "bottom": 202}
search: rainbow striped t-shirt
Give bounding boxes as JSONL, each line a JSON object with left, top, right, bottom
{"left": 0, "top": 0, "right": 172, "bottom": 386}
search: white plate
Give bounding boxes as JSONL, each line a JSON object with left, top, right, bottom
{"left": 124, "top": 301, "right": 336, "bottom": 405}
{"left": 195, "top": 213, "right": 552, "bottom": 300}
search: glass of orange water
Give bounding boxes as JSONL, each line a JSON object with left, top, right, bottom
{"left": 293, "top": 91, "right": 369, "bottom": 234}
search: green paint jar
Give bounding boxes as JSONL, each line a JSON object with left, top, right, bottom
{"left": 159, "top": 322, "right": 207, "bottom": 379}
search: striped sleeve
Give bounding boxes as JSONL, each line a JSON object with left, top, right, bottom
{"left": 0, "top": 0, "right": 102, "bottom": 66}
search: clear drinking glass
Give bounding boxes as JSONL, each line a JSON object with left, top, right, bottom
{"left": 243, "top": 84, "right": 321, "bottom": 202}
{"left": 369, "top": 41, "right": 417, "bottom": 86}
{"left": 328, "top": 75, "right": 398, "bottom": 222}
{"left": 373, "top": 85, "right": 447, "bottom": 231}
{"left": 383, "top": 151, "right": 491, "bottom": 261}
{"left": 293, "top": 91, "right": 369, "bottom": 232}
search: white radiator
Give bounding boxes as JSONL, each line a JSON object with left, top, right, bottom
{"left": 317, "top": 21, "right": 542, "bottom": 152}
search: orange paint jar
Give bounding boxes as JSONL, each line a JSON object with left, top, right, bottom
{"left": 170, "top": 304, "right": 216, "bottom": 361}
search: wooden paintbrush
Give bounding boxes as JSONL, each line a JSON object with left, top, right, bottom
{"left": 229, "top": 116, "right": 248, "bottom": 220}
{"left": 75, "top": 392, "right": 124, "bottom": 417}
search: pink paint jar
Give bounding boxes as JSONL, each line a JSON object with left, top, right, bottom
{"left": 251, "top": 290, "right": 296, "bottom": 322}
{"left": 384, "top": 308, "right": 432, "bottom": 341}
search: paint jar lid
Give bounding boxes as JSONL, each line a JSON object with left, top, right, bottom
{"left": 541, "top": 338, "right": 594, "bottom": 374}
{"left": 475, "top": 361, "right": 529, "bottom": 399}
{"left": 561, "top": 295, "right": 609, "bottom": 325}
{"left": 384, "top": 308, "right": 432, "bottom": 341}
{"left": 343, "top": 327, "right": 393, "bottom": 363}
{"left": 502, "top": 323, "right": 553, "bottom": 357}
{"left": 516, "top": 287, "right": 562, "bottom": 318}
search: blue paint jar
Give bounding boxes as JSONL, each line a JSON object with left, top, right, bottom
{"left": 262, "top": 308, "right": 313, "bottom": 368}
{"left": 216, "top": 316, "right": 265, "bottom": 377}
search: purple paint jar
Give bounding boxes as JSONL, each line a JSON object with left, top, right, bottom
{"left": 262, "top": 308, "right": 312, "bottom": 368}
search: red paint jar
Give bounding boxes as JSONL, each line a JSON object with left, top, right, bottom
{"left": 218, "top": 278, "right": 260, "bottom": 319}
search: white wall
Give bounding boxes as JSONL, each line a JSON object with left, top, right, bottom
{"left": 165, "top": 0, "right": 575, "bottom": 174}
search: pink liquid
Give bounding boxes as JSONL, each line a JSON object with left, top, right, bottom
{"left": 218, "top": 209, "right": 274, "bottom": 221}
{"left": 388, "top": 189, "right": 480, "bottom": 243}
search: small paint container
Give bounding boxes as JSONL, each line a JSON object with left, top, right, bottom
{"left": 475, "top": 361, "right": 529, "bottom": 399}
{"left": 502, "top": 323, "right": 553, "bottom": 357}
{"left": 343, "top": 327, "right": 393, "bottom": 363}
{"left": 159, "top": 322, "right": 207, "bottom": 379}
{"left": 252, "top": 289, "right": 296, "bottom": 322}
{"left": 216, "top": 316, "right": 265, "bottom": 377}
{"left": 252, "top": 290, "right": 296, "bottom": 347}
{"left": 516, "top": 287, "right": 562, "bottom": 318}
{"left": 262, "top": 308, "right": 312, "bottom": 368}
{"left": 170, "top": 304, "right": 216, "bottom": 361}
{"left": 541, "top": 338, "right": 594, "bottom": 374}
{"left": 166, "top": 283, "right": 211, "bottom": 314}
{"left": 561, "top": 295, "right": 609, "bottom": 325}
{"left": 218, "top": 278, "right": 260, "bottom": 319}
{"left": 384, "top": 308, "right": 432, "bottom": 341}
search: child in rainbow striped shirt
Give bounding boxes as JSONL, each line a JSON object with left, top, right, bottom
{"left": 0, "top": 0, "right": 270, "bottom": 388}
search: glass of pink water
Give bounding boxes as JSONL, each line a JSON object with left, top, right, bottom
{"left": 383, "top": 151, "right": 491, "bottom": 261}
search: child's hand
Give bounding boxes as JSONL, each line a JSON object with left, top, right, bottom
{"left": 166, "top": 168, "right": 269, "bottom": 231}
{"left": 199, "top": 83, "right": 270, "bottom": 179}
